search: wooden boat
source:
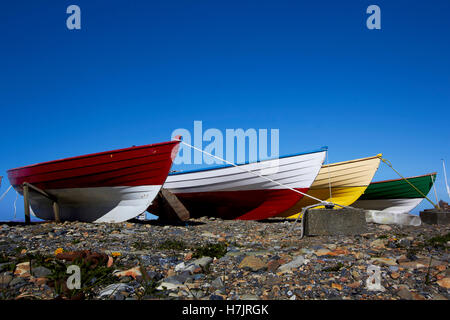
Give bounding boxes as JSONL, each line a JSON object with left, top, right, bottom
{"left": 352, "top": 173, "right": 437, "bottom": 214}
{"left": 277, "top": 155, "right": 382, "bottom": 218}
{"left": 148, "top": 148, "right": 327, "bottom": 220}
{"left": 7, "top": 139, "right": 180, "bottom": 223}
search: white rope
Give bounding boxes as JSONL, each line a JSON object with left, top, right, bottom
{"left": 180, "top": 141, "right": 328, "bottom": 204}
{"left": 0, "top": 185, "right": 12, "bottom": 202}
{"left": 443, "top": 159, "right": 450, "bottom": 198}
{"left": 13, "top": 191, "right": 18, "bottom": 219}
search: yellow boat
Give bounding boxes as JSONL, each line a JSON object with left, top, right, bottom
{"left": 277, "top": 154, "right": 382, "bottom": 218}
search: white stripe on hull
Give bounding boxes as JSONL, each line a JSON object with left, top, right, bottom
{"left": 165, "top": 151, "right": 326, "bottom": 193}
{"left": 28, "top": 185, "right": 162, "bottom": 223}
{"left": 352, "top": 198, "right": 424, "bottom": 214}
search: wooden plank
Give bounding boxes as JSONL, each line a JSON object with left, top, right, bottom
{"left": 157, "top": 188, "right": 190, "bottom": 221}
{"left": 23, "top": 184, "right": 30, "bottom": 224}
{"left": 53, "top": 201, "right": 60, "bottom": 223}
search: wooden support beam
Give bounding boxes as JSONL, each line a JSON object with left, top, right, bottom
{"left": 23, "top": 184, "right": 31, "bottom": 224}
{"left": 156, "top": 188, "right": 190, "bottom": 222}
{"left": 22, "top": 182, "right": 60, "bottom": 223}
{"left": 53, "top": 201, "right": 60, "bottom": 223}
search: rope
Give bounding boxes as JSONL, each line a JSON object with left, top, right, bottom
{"left": 443, "top": 159, "right": 450, "bottom": 198}
{"left": 326, "top": 151, "right": 333, "bottom": 201}
{"left": 380, "top": 157, "right": 438, "bottom": 209}
{"left": 180, "top": 141, "right": 329, "bottom": 205}
{"left": 431, "top": 175, "right": 440, "bottom": 208}
{"left": 13, "top": 191, "right": 18, "bottom": 219}
{"left": 0, "top": 185, "right": 12, "bottom": 202}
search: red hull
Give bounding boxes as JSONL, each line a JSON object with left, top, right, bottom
{"left": 149, "top": 188, "right": 308, "bottom": 220}
{"left": 7, "top": 140, "right": 180, "bottom": 192}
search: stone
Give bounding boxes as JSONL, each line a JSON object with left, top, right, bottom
{"left": 436, "top": 278, "right": 450, "bottom": 289}
{"left": 31, "top": 266, "right": 52, "bottom": 278}
{"left": 370, "top": 239, "right": 387, "bottom": 249}
{"left": 304, "top": 208, "right": 368, "bottom": 236}
{"left": 397, "top": 287, "right": 413, "bottom": 300}
{"left": 14, "top": 262, "right": 31, "bottom": 278}
{"left": 267, "top": 260, "right": 281, "bottom": 272}
{"left": 370, "top": 257, "right": 398, "bottom": 266}
{"left": 278, "top": 256, "right": 307, "bottom": 273}
{"left": 192, "top": 257, "right": 213, "bottom": 269}
{"left": 114, "top": 266, "right": 142, "bottom": 279}
{"left": 238, "top": 256, "right": 266, "bottom": 272}
{"left": 211, "top": 276, "right": 224, "bottom": 288}
{"left": 0, "top": 274, "right": 13, "bottom": 288}
{"left": 98, "top": 283, "right": 133, "bottom": 298}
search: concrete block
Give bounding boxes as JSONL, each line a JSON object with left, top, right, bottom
{"left": 304, "top": 208, "right": 368, "bottom": 236}
{"left": 420, "top": 210, "right": 450, "bottom": 225}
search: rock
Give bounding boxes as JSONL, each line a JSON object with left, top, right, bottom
{"left": 209, "top": 294, "right": 224, "bottom": 300}
{"left": 211, "top": 276, "right": 224, "bottom": 289}
{"left": 0, "top": 274, "right": 13, "bottom": 288}
{"left": 14, "top": 262, "right": 31, "bottom": 278}
{"left": 332, "top": 283, "right": 342, "bottom": 291}
{"left": 397, "top": 287, "right": 413, "bottom": 300}
{"left": 278, "top": 256, "right": 307, "bottom": 273}
{"left": 192, "top": 257, "right": 213, "bottom": 269}
{"left": 31, "top": 266, "right": 52, "bottom": 278}
{"left": 370, "top": 257, "right": 398, "bottom": 266}
{"left": 174, "top": 262, "right": 185, "bottom": 272}
{"left": 0, "top": 262, "right": 12, "bottom": 272}
{"left": 347, "top": 281, "right": 360, "bottom": 289}
{"left": 436, "top": 278, "right": 450, "bottom": 289}
{"left": 9, "top": 277, "right": 27, "bottom": 288}
{"left": 157, "top": 281, "right": 186, "bottom": 291}
{"left": 378, "top": 225, "right": 392, "bottom": 231}
{"left": 98, "top": 283, "right": 133, "bottom": 298}
{"left": 238, "top": 256, "right": 266, "bottom": 272}
{"left": 114, "top": 266, "right": 142, "bottom": 279}
{"left": 370, "top": 239, "right": 387, "bottom": 249}
{"left": 390, "top": 272, "right": 400, "bottom": 279}
{"left": 267, "top": 260, "right": 281, "bottom": 272}
{"left": 240, "top": 294, "right": 258, "bottom": 300}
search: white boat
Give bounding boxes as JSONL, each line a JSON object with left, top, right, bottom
{"left": 148, "top": 148, "right": 327, "bottom": 220}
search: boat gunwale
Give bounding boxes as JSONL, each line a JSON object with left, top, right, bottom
{"left": 168, "top": 147, "right": 328, "bottom": 176}
{"left": 7, "top": 140, "right": 180, "bottom": 173}
{"left": 369, "top": 172, "right": 437, "bottom": 185}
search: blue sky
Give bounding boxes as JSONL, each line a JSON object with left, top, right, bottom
{"left": 0, "top": 0, "right": 449, "bottom": 221}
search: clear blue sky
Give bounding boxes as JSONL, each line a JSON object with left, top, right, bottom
{"left": 0, "top": 0, "right": 449, "bottom": 221}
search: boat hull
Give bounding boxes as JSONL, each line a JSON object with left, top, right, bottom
{"left": 28, "top": 185, "right": 161, "bottom": 223}
{"left": 7, "top": 140, "right": 180, "bottom": 223}
{"left": 277, "top": 155, "right": 381, "bottom": 218}
{"left": 149, "top": 149, "right": 327, "bottom": 220}
{"left": 352, "top": 198, "right": 424, "bottom": 214}
{"left": 352, "top": 173, "right": 436, "bottom": 214}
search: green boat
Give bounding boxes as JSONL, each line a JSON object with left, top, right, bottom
{"left": 352, "top": 173, "right": 436, "bottom": 214}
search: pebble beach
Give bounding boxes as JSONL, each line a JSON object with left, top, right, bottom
{"left": 0, "top": 217, "right": 449, "bottom": 300}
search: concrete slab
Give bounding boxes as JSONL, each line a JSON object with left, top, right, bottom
{"left": 304, "top": 208, "right": 368, "bottom": 236}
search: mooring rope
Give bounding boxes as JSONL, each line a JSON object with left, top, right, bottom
{"left": 443, "top": 159, "right": 450, "bottom": 198}
{"left": 380, "top": 157, "right": 438, "bottom": 209}
{"left": 179, "top": 140, "right": 329, "bottom": 204}
{"left": 0, "top": 185, "right": 12, "bottom": 202}
{"left": 326, "top": 151, "right": 333, "bottom": 202}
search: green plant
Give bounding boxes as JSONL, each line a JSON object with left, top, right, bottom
{"left": 192, "top": 242, "right": 227, "bottom": 259}
{"left": 158, "top": 239, "right": 186, "bottom": 251}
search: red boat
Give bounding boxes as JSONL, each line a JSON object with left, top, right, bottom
{"left": 7, "top": 139, "right": 180, "bottom": 223}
